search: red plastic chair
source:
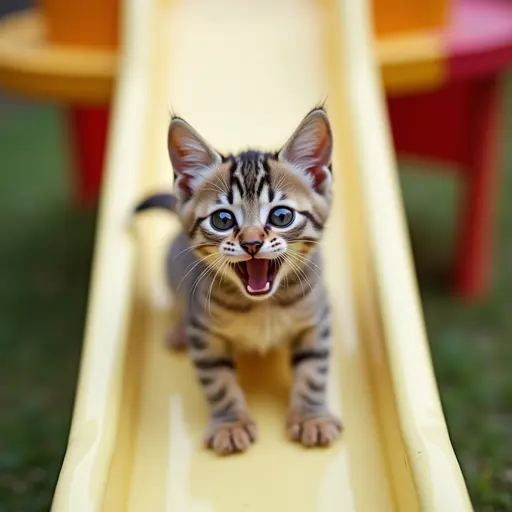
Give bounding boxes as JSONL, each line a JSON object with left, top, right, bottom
{"left": 386, "top": 0, "right": 512, "bottom": 299}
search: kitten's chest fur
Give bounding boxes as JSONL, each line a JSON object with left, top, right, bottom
{"left": 216, "top": 301, "right": 311, "bottom": 353}
{"left": 167, "top": 232, "right": 321, "bottom": 353}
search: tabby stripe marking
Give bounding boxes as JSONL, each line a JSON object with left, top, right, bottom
{"left": 188, "top": 215, "right": 208, "bottom": 238}
{"left": 190, "top": 316, "right": 208, "bottom": 332}
{"left": 306, "top": 377, "right": 326, "bottom": 392}
{"left": 320, "top": 306, "right": 330, "bottom": 322}
{"left": 210, "top": 292, "right": 252, "bottom": 312}
{"left": 199, "top": 376, "right": 214, "bottom": 386}
{"left": 212, "top": 399, "right": 236, "bottom": 419}
{"left": 299, "top": 210, "right": 323, "bottom": 230}
{"left": 189, "top": 335, "right": 208, "bottom": 351}
{"left": 259, "top": 161, "right": 275, "bottom": 202}
{"left": 256, "top": 174, "right": 268, "bottom": 197}
{"left": 226, "top": 159, "right": 237, "bottom": 203}
{"left": 207, "top": 385, "right": 227, "bottom": 403}
{"left": 292, "top": 349, "right": 329, "bottom": 367}
{"left": 285, "top": 219, "right": 308, "bottom": 240}
{"left": 198, "top": 226, "right": 224, "bottom": 244}
{"left": 194, "top": 357, "right": 236, "bottom": 371}
{"left": 232, "top": 175, "right": 244, "bottom": 198}
{"left": 259, "top": 175, "right": 275, "bottom": 202}
{"left": 299, "top": 392, "right": 324, "bottom": 408}
{"left": 317, "top": 365, "right": 329, "bottom": 375}
{"left": 320, "top": 326, "right": 331, "bottom": 339}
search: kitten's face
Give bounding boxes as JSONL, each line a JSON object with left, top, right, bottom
{"left": 168, "top": 109, "right": 333, "bottom": 300}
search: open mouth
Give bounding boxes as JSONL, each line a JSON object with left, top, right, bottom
{"left": 233, "top": 259, "right": 281, "bottom": 296}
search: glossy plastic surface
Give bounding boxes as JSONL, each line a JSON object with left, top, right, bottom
{"left": 51, "top": 0, "right": 473, "bottom": 510}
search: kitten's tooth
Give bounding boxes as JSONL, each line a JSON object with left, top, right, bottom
{"left": 247, "top": 282, "right": 270, "bottom": 293}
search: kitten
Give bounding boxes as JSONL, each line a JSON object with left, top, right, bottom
{"left": 135, "top": 107, "right": 342, "bottom": 455}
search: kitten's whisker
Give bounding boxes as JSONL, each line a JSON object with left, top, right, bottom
{"left": 282, "top": 254, "right": 306, "bottom": 297}
{"left": 203, "top": 177, "right": 228, "bottom": 196}
{"left": 276, "top": 254, "right": 289, "bottom": 288}
{"left": 173, "top": 242, "right": 215, "bottom": 259}
{"left": 180, "top": 252, "right": 218, "bottom": 282}
{"left": 293, "top": 259, "right": 316, "bottom": 295}
{"left": 290, "top": 259, "right": 312, "bottom": 290}
{"left": 286, "top": 249, "right": 321, "bottom": 272}
{"left": 207, "top": 259, "right": 229, "bottom": 316}
{"left": 218, "top": 261, "right": 230, "bottom": 288}
{"left": 178, "top": 252, "right": 219, "bottom": 291}
{"left": 190, "top": 256, "right": 222, "bottom": 299}
{"left": 288, "top": 261, "right": 320, "bottom": 281}
{"left": 201, "top": 187, "right": 228, "bottom": 196}
{"left": 273, "top": 172, "right": 290, "bottom": 193}
{"left": 286, "top": 254, "right": 322, "bottom": 281}
{"left": 290, "top": 239, "right": 321, "bottom": 245}
{"left": 283, "top": 253, "right": 316, "bottom": 299}
{"left": 218, "top": 173, "right": 231, "bottom": 195}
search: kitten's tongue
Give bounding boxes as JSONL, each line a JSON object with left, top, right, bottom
{"left": 245, "top": 259, "right": 269, "bottom": 292}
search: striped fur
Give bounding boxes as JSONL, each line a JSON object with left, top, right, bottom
{"left": 138, "top": 107, "right": 342, "bottom": 454}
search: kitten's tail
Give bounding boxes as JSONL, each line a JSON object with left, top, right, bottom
{"left": 133, "top": 193, "right": 178, "bottom": 214}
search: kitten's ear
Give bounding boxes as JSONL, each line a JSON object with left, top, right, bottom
{"left": 278, "top": 108, "right": 333, "bottom": 194}
{"left": 167, "top": 117, "right": 222, "bottom": 200}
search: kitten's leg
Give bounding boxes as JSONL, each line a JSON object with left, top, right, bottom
{"left": 287, "top": 312, "right": 342, "bottom": 447}
{"left": 187, "top": 314, "right": 256, "bottom": 455}
{"left": 164, "top": 232, "right": 193, "bottom": 352}
{"left": 165, "top": 322, "right": 187, "bottom": 351}
{"left": 165, "top": 303, "right": 187, "bottom": 351}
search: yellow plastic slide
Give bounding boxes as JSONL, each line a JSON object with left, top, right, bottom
{"left": 51, "top": 0, "right": 473, "bottom": 510}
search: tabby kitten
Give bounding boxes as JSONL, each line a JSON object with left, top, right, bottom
{"left": 135, "top": 107, "right": 342, "bottom": 454}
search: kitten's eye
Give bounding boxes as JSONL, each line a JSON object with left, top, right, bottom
{"left": 268, "top": 207, "right": 294, "bottom": 228}
{"left": 210, "top": 210, "right": 236, "bottom": 231}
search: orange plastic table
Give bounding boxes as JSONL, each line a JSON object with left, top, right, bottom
{"left": 0, "top": 7, "right": 443, "bottom": 206}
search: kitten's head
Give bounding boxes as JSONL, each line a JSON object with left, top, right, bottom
{"left": 168, "top": 108, "right": 333, "bottom": 300}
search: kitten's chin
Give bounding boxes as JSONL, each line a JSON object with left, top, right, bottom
{"left": 232, "top": 258, "right": 282, "bottom": 300}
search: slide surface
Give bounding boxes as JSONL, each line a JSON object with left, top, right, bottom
{"left": 52, "top": 0, "right": 473, "bottom": 510}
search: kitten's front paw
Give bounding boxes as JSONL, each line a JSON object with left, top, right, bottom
{"left": 204, "top": 415, "right": 258, "bottom": 455}
{"left": 287, "top": 410, "right": 343, "bottom": 447}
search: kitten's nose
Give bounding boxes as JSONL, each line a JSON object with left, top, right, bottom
{"left": 241, "top": 240, "right": 263, "bottom": 255}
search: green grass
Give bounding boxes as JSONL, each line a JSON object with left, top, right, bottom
{"left": 0, "top": 101, "right": 96, "bottom": 512}
{"left": 0, "top": 78, "right": 511, "bottom": 510}
{"left": 401, "top": 165, "right": 512, "bottom": 510}
{"left": 398, "top": 76, "right": 512, "bottom": 510}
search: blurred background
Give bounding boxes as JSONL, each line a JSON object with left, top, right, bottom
{"left": 0, "top": 0, "right": 511, "bottom": 511}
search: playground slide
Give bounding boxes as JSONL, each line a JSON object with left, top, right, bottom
{"left": 51, "top": 0, "right": 473, "bottom": 510}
